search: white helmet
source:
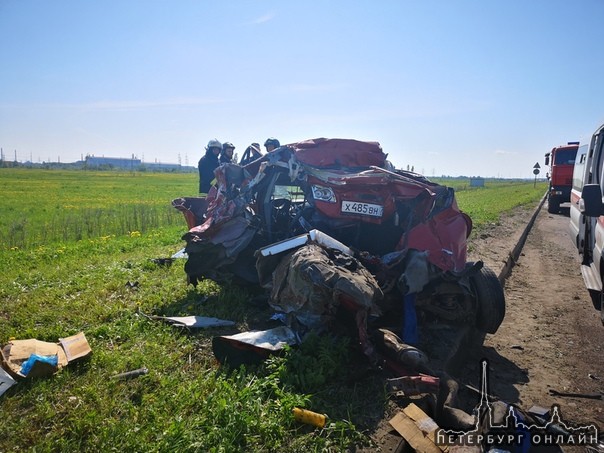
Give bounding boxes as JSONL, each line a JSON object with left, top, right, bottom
{"left": 206, "top": 139, "right": 222, "bottom": 150}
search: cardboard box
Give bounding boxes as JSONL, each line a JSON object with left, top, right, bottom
{"left": 390, "top": 403, "right": 445, "bottom": 453}
{"left": 1, "top": 332, "right": 91, "bottom": 379}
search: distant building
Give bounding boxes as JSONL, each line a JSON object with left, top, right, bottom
{"left": 85, "top": 156, "right": 141, "bottom": 168}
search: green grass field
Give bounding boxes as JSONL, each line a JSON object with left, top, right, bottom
{"left": 0, "top": 169, "right": 547, "bottom": 452}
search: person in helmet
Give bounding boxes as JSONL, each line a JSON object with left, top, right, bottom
{"left": 264, "top": 138, "right": 280, "bottom": 153}
{"left": 220, "top": 142, "right": 235, "bottom": 164}
{"left": 198, "top": 139, "right": 221, "bottom": 193}
{"left": 239, "top": 142, "right": 263, "bottom": 166}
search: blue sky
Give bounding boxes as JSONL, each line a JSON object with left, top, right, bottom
{"left": 1, "top": 0, "right": 603, "bottom": 178}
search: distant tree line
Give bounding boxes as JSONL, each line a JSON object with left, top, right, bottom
{"left": 0, "top": 160, "right": 196, "bottom": 173}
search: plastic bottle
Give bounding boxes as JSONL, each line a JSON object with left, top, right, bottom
{"left": 292, "top": 407, "right": 327, "bottom": 428}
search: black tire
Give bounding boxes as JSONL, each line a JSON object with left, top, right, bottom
{"left": 471, "top": 265, "right": 506, "bottom": 334}
{"left": 547, "top": 196, "right": 560, "bottom": 214}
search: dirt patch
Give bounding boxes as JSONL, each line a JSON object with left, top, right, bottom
{"left": 464, "top": 203, "right": 604, "bottom": 435}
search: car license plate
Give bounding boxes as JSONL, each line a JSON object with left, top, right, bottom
{"left": 341, "top": 201, "right": 384, "bottom": 217}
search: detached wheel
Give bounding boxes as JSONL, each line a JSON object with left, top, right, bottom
{"left": 471, "top": 265, "right": 506, "bottom": 334}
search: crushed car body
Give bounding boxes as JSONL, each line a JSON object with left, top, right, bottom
{"left": 172, "top": 138, "right": 505, "bottom": 369}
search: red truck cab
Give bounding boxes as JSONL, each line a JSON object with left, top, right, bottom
{"left": 545, "top": 142, "right": 579, "bottom": 213}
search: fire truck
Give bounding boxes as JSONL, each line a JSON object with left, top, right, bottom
{"left": 544, "top": 142, "right": 579, "bottom": 213}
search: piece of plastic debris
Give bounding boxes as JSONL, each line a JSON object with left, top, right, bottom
{"left": 20, "top": 354, "right": 58, "bottom": 376}
{"left": 292, "top": 407, "right": 327, "bottom": 428}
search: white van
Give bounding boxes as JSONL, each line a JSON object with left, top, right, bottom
{"left": 569, "top": 144, "right": 588, "bottom": 254}
{"left": 576, "top": 122, "right": 604, "bottom": 323}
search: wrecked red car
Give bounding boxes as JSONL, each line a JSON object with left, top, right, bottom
{"left": 173, "top": 138, "right": 505, "bottom": 369}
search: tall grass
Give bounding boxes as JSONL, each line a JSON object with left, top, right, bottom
{"left": 454, "top": 181, "right": 547, "bottom": 226}
{"left": 0, "top": 169, "right": 198, "bottom": 249}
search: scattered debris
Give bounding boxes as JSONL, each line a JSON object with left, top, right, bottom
{"left": 527, "top": 405, "right": 550, "bottom": 418}
{"left": 151, "top": 315, "right": 235, "bottom": 329}
{"left": 292, "top": 407, "right": 327, "bottom": 428}
{"left": 150, "top": 258, "right": 175, "bottom": 267}
{"left": 386, "top": 374, "right": 440, "bottom": 397}
{"left": 510, "top": 344, "right": 524, "bottom": 350}
{"left": 0, "top": 367, "right": 16, "bottom": 396}
{"left": 171, "top": 248, "right": 188, "bottom": 259}
{"left": 212, "top": 326, "right": 299, "bottom": 367}
{"left": 589, "top": 373, "right": 601, "bottom": 380}
{"left": 389, "top": 403, "right": 443, "bottom": 453}
{"left": 125, "top": 281, "right": 139, "bottom": 289}
{"left": 111, "top": 367, "right": 149, "bottom": 380}
{"left": 1, "top": 332, "right": 92, "bottom": 379}
{"left": 548, "top": 389, "right": 602, "bottom": 399}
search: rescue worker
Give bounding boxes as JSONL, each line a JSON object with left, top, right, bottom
{"left": 264, "top": 137, "right": 280, "bottom": 153}
{"left": 239, "top": 143, "right": 263, "bottom": 166}
{"left": 220, "top": 142, "right": 235, "bottom": 164}
{"left": 198, "top": 139, "right": 221, "bottom": 194}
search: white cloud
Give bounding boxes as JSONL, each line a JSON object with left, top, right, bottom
{"left": 250, "top": 12, "right": 275, "bottom": 24}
